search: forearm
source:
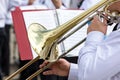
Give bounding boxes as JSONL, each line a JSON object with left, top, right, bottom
{"left": 78, "top": 31, "right": 120, "bottom": 80}
{"left": 9, "top": 0, "right": 30, "bottom": 9}
{"left": 51, "top": 0, "right": 62, "bottom": 9}
{"left": 80, "top": 0, "right": 101, "bottom": 10}
{"left": 78, "top": 31, "right": 105, "bottom": 80}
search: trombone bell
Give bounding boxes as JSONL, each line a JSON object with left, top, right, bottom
{"left": 6, "top": 0, "right": 120, "bottom": 80}
{"left": 28, "top": 23, "right": 59, "bottom": 62}
{"left": 28, "top": 0, "right": 119, "bottom": 62}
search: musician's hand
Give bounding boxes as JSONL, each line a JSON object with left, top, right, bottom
{"left": 28, "top": 0, "right": 35, "bottom": 5}
{"left": 51, "top": 0, "right": 62, "bottom": 9}
{"left": 107, "top": 1, "right": 120, "bottom": 13}
{"left": 87, "top": 15, "right": 107, "bottom": 34}
{"left": 39, "top": 58, "right": 70, "bottom": 76}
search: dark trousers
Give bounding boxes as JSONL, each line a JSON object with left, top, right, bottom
{"left": 0, "top": 28, "right": 7, "bottom": 80}
{"left": 19, "top": 59, "right": 39, "bottom": 80}
{"left": 0, "top": 35, "right": 3, "bottom": 80}
{"left": 1, "top": 24, "right": 11, "bottom": 76}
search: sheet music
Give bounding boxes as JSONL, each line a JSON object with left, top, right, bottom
{"left": 23, "top": 10, "right": 57, "bottom": 58}
{"left": 22, "top": 9, "right": 87, "bottom": 58}
{"left": 56, "top": 9, "right": 88, "bottom": 57}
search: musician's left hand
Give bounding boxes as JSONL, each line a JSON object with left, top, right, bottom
{"left": 87, "top": 15, "right": 107, "bottom": 34}
{"left": 107, "top": 1, "right": 120, "bottom": 13}
{"left": 39, "top": 58, "right": 70, "bottom": 76}
{"left": 28, "top": 0, "right": 35, "bottom": 5}
{"left": 51, "top": 0, "right": 62, "bottom": 9}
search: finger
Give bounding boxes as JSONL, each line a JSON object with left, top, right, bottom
{"left": 94, "top": 15, "right": 100, "bottom": 21}
{"left": 39, "top": 61, "right": 49, "bottom": 68}
{"left": 43, "top": 70, "right": 54, "bottom": 75}
{"left": 103, "top": 16, "right": 108, "bottom": 26}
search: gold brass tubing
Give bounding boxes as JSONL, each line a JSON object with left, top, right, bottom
{"left": 57, "top": 17, "right": 92, "bottom": 44}
{"left": 5, "top": 56, "right": 40, "bottom": 80}
{"left": 59, "top": 38, "right": 86, "bottom": 58}
{"left": 7, "top": 0, "right": 117, "bottom": 80}
{"left": 26, "top": 38, "right": 86, "bottom": 80}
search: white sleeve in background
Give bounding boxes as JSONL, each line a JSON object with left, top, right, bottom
{"left": 45, "top": 0, "right": 66, "bottom": 9}
{"left": 20, "top": 0, "right": 29, "bottom": 6}
{"left": 9, "top": 0, "right": 28, "bottom": 9}
{"left": 44, "top": 0, "right": 56, "bottom": 9}
{"left": 80, "top": 0, "right": 101, "bottom": 10}
{"left": 9, "top": 0, "right": 31, "bottom": 11}
{"left": 62, "top": 0, "right": 71, "bottom": 8}
{"left": 6, "top": 0, "right": 29, "bottom": 25}
{"left": 78, "top": 30, "right": 120, "bottom": 80}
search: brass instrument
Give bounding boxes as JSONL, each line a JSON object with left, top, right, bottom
{"left": 6, "top": 0, "right": 120, "bottom": 80}
{"left": 105, "top": 0, "right": 120, "bottom": 23}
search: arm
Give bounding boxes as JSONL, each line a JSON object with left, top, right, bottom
{"left": 28, "top": 0, "right": 35, "bottom": 5}
{"left": 40, "top": 58, "right": 70, "bottom": 76}
{"left": 45, "top": 0, "right": 66, "bottom": 9}
{"left": 68, "top": 15, "right": 106, "bottom": 80}
{"left": 80, "top": 0, "right": 101, "bottom": 10}
{"left": 9, "top": 0, "right": 35, "bottom": 9}
{"left": 77, "top": 17, "right": 120, "bottom": 80}
{"left": 51, "top": 0, "right": 62, "bottom": 9}
{"left": 40, "top": 16, "right": 120, "bottom": 80}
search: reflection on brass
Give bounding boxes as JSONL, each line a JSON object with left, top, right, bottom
{"left": 104, "top": 0, "right": 120, "bottom": 23}
{"left": 28, "top": 0, "right": 120, "bottom": 62}
{"left": 105, "top": 0, "right": 120, "bottom": 17}
{"left": 6, "top": 0, "right": 120, "bottom": 80}
{"left": 28, "top": 23, "right": 59, "bottom": 62}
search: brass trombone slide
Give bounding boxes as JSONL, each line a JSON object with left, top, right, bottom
{"left": 6, "top": 0, "right": 119, "bottom": 80}
{"left": 26, "top": 0, "right": 119, "bottom": 79}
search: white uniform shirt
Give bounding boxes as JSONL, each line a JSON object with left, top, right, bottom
{"left": 0, "top": 0, "right": 29, "bottom": 28}
{"left": 44, "top": 0, "right": 66, "bottom": 9}
{"left": 68, "top": 24, "right": 120, "bottom": 80}
{"left": 66, "top": 0, "right": 101, "bottom": 9}
{"left": 80, "top": 0, "right": 101, "bottom": 10}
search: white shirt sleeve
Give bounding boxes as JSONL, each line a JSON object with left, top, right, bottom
{"left": 44, "top": 0, "right": 66, "bottom": 9}
{"left": 68, "top": 31, "right": 104, "bottom": 80}
{"left": 68, "top": 63, "right": 78, "bottom": 80}
{"left": 78, "top": 30, "right": 120, "bottom": 80}
{"left": 80, "top": 0, "right": 101, "bottom": 10}
{"left": 9, "top": 0, "right": 29, "bottom": 10}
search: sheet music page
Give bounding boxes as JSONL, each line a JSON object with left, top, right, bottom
{"left": 22, "top": 9, "right": 90, "bottom": 58}
{"left": 56, "top": 9, "right": 88, "bottom": 57}
{"left": 56, "top": 9, "right": 115, "bottom": 57}
{"left": 22, "top": 10, "right": 57, "bottom": 58}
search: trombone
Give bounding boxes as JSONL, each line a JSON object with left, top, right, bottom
{"left": 5, "top": 0, "right": 120, "bottom": 79}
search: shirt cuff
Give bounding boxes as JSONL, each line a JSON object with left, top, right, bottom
{"left": 86, "top": 31, "right": 105, "bottom": 43}
{"left": 68, "top": 63, "right": 78, "bottom": 80}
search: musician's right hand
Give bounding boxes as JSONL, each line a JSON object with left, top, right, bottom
{"left": 87, "top": 15, "right": 107, "bottom": 35}
{"left": 39, "top": 58, "right": 70, "bottom": 76}
{"left": 107, "top": 1, "right": 120, "bottom": 13}
{"left": 51, "top": 0, "right": 62, "bottom": 9}
{"left": 28, "top": 0, "right": 36, "bottom": 5}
